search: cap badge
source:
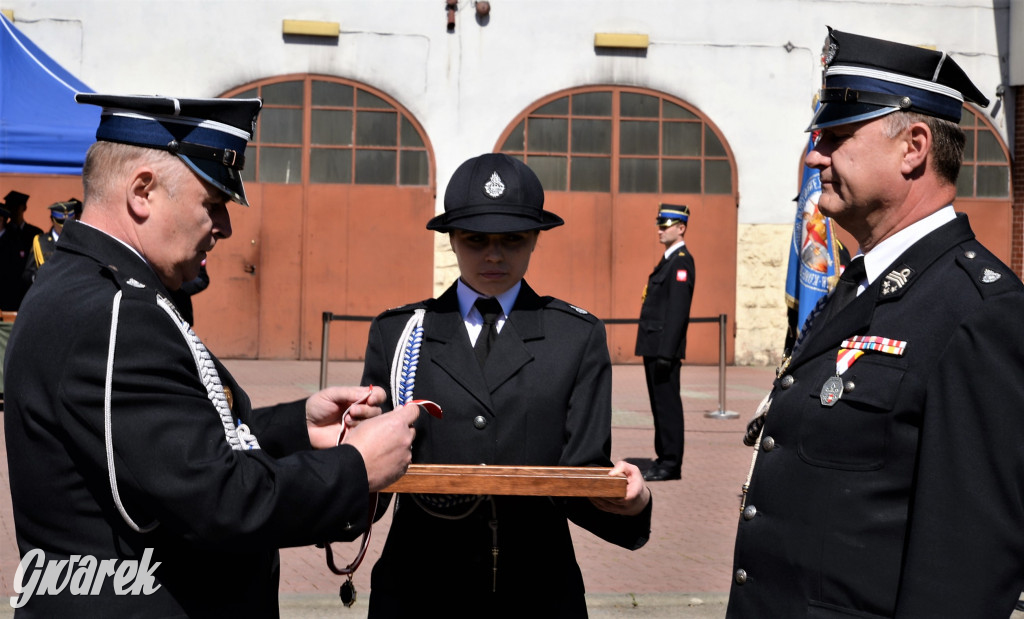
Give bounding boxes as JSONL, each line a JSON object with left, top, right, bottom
{"left": 822, "top": 36, "right": 838, "bottom": 67}
{"left": 483, "top": 171, "right": 505, "bottom": 199}
{"left": 981, "top": 268, "right": 1001, "bottom": 284}
{"left": 881, "top": 267, "right": 913, "bottom": 296}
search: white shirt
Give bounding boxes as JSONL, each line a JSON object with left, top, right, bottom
{"left": 663, "top": 240, "right": 686, "bottom": 260}
{"left": 456, "top": 279, "right": 520, "bottom": 345}
{"left": 851, "top": 205, "right": 957, "bottom": 296}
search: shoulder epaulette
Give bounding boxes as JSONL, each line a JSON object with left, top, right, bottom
{"left": 547, "top": 298, "right": 599, "bottom": 323}
{"left": 379, "top": 299, "right": 429, "bottom": 317}
{"left": 956, "top": 248, "right": 1024, "bottom": 298}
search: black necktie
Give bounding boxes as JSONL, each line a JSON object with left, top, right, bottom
{"left": 474, "top": 297, "right": 503, "bottom": 365}
{"left": 824, "top": 257, "right": 866, "bottom": 323}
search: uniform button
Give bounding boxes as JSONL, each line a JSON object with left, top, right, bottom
{"left": 734, "top": 568, "right": 747, "bottom": 585}
{"left": 762, "top": 436, "right": 775, "bottom": 451}
{"left": 779, "top": 375, "right": 794, "bottom": 388}
{"left": 843, "top": 380, "right": 855, "bottom": 392}
{"left": 742, "top": 505, "right": 757, "bottom": 520}
{"left": 965, "top": 250, "right": 977, "bottom": 259}
{"left": 473, "top": 415, "right": 488, "bottom": 429}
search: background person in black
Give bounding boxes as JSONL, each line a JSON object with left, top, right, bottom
{"left": 0, "top": 190, "right": 39, "bottom": 310}
{"left": 360, "top": 153, "right": 651, "bottom": 618}
{"left": 727, "top": 28, "right": 1024, "bottom": 617}
{"left": 634, "top": 204, "right": 695, "bottom": 482}
{"left": 22, "top": 197, "right": 80, "bottom": 285}
{"left": 3, "top": 94, "right": 420, "bottom": 617}
{"left": 0, "top": 202, "right": 21, "bottom": 311}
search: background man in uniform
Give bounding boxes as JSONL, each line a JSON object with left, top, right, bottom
{"left": 0, "top": 190, "right": 38, "bottom": 310}
{"left": 0, "top": 202, "right": 20, "bottom": 311}
{"left": 727, "top": 28, "right": 1024, "bottom": 617}
{"left": 21, "top": 197, "right": 80, "bottom": 285}
{"left": 635, "top": 204, "right": 695, "bottom": 482}
{"left": 3, "top": 93, "right": 420, "bottom": 616}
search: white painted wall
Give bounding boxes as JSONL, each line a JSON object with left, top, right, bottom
{"left": 5, "top": 0, "right": 1010, "bottom": 224}
{"left": 3, "top": 0, "right": 1012, "bottom": 363}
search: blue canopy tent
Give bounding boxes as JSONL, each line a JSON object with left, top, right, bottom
{"left": 0, "top": 14, "right": 97, "bottom": 174}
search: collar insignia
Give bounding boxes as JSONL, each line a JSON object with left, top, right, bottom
{"left": 484, "top": 171, "right": 505, "bottom": 198}
{"left": 881, "top": 266, "right": 913, "bottom": 296}
{"left": 126, "top": 278, "right": 146, "bottom": 288}
{"left": 981, "top": 268, "right": 1001, "bottom": 283}
{"left": 569, "top": 304, "right": 588, "bottom": 315}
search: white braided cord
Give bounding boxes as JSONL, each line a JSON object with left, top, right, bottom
{"left": 156, "top": 294, "right": 260, "bottom": 451}
{"left": 390, "top": 309, "right": 425, "bottom": 407}
{"left": 388, "top": 308, "right": 484, "bottom": 516}
{"left": 104, "top": 290, "right": 159, "bottom": 533}
{"left": 104, "top": 290, "right": 263, "bottom": 534}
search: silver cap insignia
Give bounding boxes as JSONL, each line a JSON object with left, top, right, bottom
{"left": 484, "top": 171, "right": 505, "bottom": 198}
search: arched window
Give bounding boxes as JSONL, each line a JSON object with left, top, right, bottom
{"left": 957, "top": 106, "right": 1011, "bottom": 199}
{"left": 198, "top": 76, "right": 435, "bottom": 361}
{"left": 499, "top": 87, "right": 732, "bottom": 195}
{"left": 495, "top": 86, "right": 736, "bottom": 364}
{"left": 229, "top": 77, "right": 429, "bottom": 186}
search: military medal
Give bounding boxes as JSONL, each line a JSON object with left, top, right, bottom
{"left": 819, "top": 375, "right": 844, "bottom": 406}
{"left": 339, "top": 575, "right": 356, "bottom": 607}
{"left": 820, "top": 337, "right": 907, "bottom": 407}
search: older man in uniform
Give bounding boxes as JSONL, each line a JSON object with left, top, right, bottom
{"left": 727, "top": 28, "right": 1024, "bottom": 617}
{"left": 635, "top": 204, "right": 695, "bottom": 482}
{"left": 3, "top": 94, "right": 420, "bottom": 616}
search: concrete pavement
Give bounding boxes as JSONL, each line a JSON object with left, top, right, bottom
{"left": 3, "top": 360, "right": 1016, "bottom": 617}
{"left": 223, "top": 360, "right": 767, "bottom": 617}
{"left": 0, "top": 359, "right": 762, "bottom": 617}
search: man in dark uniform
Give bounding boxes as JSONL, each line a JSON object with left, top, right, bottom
{"left": 727, "top": 28, "right": 1024, "bottom": 618}
{"left": 21, "top": 198, "right": 80, "bottom": 285}
{"left": 0, "top": 202, "right": 21, "bottom": 311}
{"left": 0, "top": 190, "right": 38, "bottom": 310}
{"left": 3, "top": 94, "right": 420, "bottom": 616}
{"left": 635, "top": 204, "right": 695, "bottom": 482}
{"left": 360, "top": 153, "right": 651, "bottom": 618}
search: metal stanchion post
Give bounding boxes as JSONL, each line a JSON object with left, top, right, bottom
{"left": 319, "top": 312, "right": 332, "bottom": 391}
{"left": 705, "top": 313, "right": 739, "bottom": 419}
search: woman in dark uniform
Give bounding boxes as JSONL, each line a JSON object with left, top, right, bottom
{"left": 360, "top": 153, "right": 652, "bottom": 618}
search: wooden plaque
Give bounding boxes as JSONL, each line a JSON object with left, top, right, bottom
{"left": 381, "top": 464, "right": 627, "bottom": 498}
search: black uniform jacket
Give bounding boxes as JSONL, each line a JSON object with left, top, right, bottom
{"left": 634, "top": 245, "right": 695, "bottom": 359}
{"left": 361, "top": 282, "right": 652, "bottom": 618}
{"left": 727, "top": 215, "right": 1024, "bottom": 618}
{"left": 21, "top": 228, "right": 56, "bottom": 284}
{"left": 4, "top": 221, "right": 370, "bottom": 618}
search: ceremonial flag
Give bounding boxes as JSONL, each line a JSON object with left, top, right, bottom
{"left": 783, "top": 125, "right": 843, "bottom": 351}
